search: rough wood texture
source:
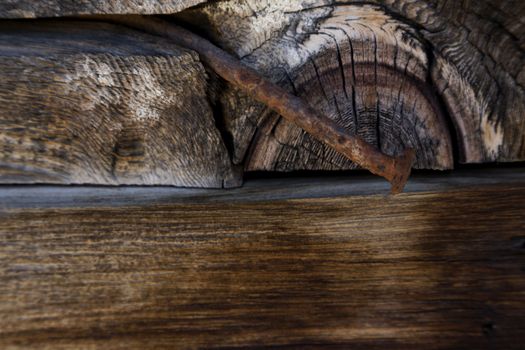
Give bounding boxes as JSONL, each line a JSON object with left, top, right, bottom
{"left": 181, "top": 0, "right": 525, "bottom": 171}
{"left": 0, "top": 0, "right": 205, "bottom": 18}
{"left": 99, "top": 15, "right": 416, "bottom": 194}
{"left": 1, "top": 169, "right": 524, "bottom": 349}
{"left": 0, "top": 0, "right": 525, "bottom": 186}
{"left": 370, "top": 0, "right": 525, "bottom": 163}
{"left": 182, "top": 3, "right": 453, "bottom": 172}
{"left": 0, "top": 20, "right": 239, "bottom": 187}
{"left": 0, "top": 0, "right": 524, "bottom": 184}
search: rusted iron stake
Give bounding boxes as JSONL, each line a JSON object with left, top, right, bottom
{"left": 96, "top": 15, "right": 415, "bottom": 193}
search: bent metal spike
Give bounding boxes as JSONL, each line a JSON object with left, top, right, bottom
{"left": 87, "top": 15, "right": 416, "bottom": 194}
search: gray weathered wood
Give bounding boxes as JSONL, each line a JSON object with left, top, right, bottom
{"left": 1, "top": 167, "right": 525, "bottom": 208}
{"left": 0, "top": 1, "right": 524, "bottom": 185}
{"left": 181, "top": 2, "right": 454, "bottom": 172}
{"left": 181, "top": 0, "right": 525, "bottom": 170}
{"left": 0, "top": 0, "right": 206, "bottom": 18}
{"left": 372, "top": 0, "right": 525, "bottom": 163}
{"left": 0, "top": 20, "right": 239, "bottom": 187}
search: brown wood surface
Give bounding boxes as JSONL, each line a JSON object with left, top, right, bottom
{"left": 1, "top": 169, "right": 524, "bottom": 349}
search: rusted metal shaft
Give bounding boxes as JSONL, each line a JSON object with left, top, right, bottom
{"left": 97, "top": 15, "right": 415, "bottom": 193}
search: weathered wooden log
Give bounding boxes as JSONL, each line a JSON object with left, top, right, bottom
{"left": 180, "top": 0, "right": 525, "bottom": 170}
{"left": 179, "top": 2, "right": 454, "bottom": 172}
{"left": 0, "top": 0, "right": 205, "bottom": 18}
{"left": 0, "top": 20, "right": 239, "bottom": 187}
{"left": 94, "top": 15, "right": 416, "bottom": 193}
{"left": 0, "top": 0, "right": 524, "bottom": 186}
{"left": 374, "top": 0, "right": 525, "bottom": 163}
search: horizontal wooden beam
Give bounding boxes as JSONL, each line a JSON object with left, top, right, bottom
{"left": 1, "top": 168, "right": 524, "bottom": 348}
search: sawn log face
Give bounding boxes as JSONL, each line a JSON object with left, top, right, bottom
{"left": 181, "top": 0, "right": 525, "bottom": 171}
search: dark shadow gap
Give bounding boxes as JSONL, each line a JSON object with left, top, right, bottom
{"left": 245, "top": 161, "right": 525, "bottom": 181}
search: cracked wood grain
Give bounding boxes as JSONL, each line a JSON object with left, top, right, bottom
{"left": 180, "top": 2, "right": 453, "bottom": 174}
{"left": 0, "top": 20, "right": 239, "bottom": 187}
{"left": 0, "top": 0, "right": 524, "bottom": 187}
{"left": 180, "top": 0, "right": 525, "bottom": 170}
{"left": 94, "top": 15, "right": 415, "bottom": 193}
{"left": 369, "top": 0, "right": 525, "bottom": 162}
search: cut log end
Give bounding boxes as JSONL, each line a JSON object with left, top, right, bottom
{"left": 179, "top": 0, "right": 525, "bottom": 177}
{"left": 182, "top": 3, "right": 456, "bottom": 176}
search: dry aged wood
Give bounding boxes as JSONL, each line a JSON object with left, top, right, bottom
{"left": 0, "top": 0, "right": 205, "bottom": 18}
{"left": 371, "top": 0, "right": 525, "bottom": 163}
{"left": 180, "top": 0, "right": 525, "bottom": 171}
{"left": 1, "top": 170, "right": 525, "bottom": 349}
{"left": 180, "top": 2, "right": 454, "bottom": 173}
{"left": 0, "top": 0, "right": 524, "bottom": 186}
{"left": 97, "top": 15, "right": 415, "bottom": 193}
{"left": 0, "top": 20, "right": 238, "bottom": 187}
